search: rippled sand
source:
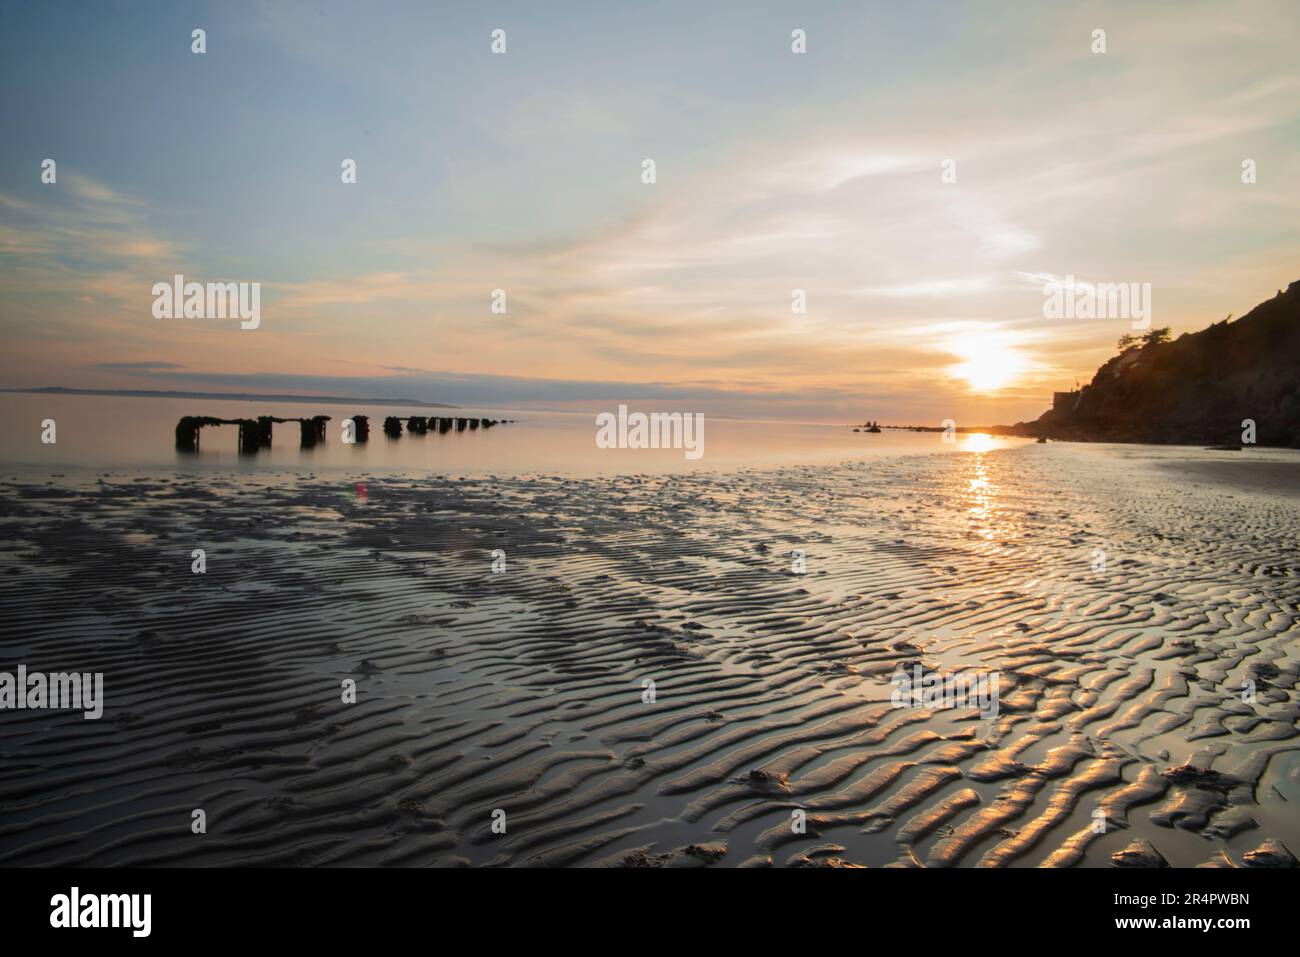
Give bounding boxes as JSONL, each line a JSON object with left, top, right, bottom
{"left": 1, "top": 443, "right": 1297, "bottom": 867}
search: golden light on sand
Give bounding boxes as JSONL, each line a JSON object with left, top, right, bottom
{"left": 947, "top": 334, "right": 1029, "bottom": 392}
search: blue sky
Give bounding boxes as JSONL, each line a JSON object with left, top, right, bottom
{"left": 2, "top": 0, "right": 1297, "bottom": 423}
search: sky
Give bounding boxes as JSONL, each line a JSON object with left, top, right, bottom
{"left": 1, "top": 0, "right": 1297, "bottom": 424}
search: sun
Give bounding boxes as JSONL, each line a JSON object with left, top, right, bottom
{"left": 947, "top": 334, "right": 1029, "bottom": 392}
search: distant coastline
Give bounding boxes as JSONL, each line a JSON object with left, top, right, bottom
{"left": 1, "top": 386, "right": 458, "bottom": 409}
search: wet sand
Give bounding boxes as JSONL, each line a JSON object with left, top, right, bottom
{"left": 1, "top": 443, "right": 1297, "bottom": 867}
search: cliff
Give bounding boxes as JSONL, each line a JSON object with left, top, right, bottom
{"left": 997, "top": 280, "right": 1300, "bottom": 447}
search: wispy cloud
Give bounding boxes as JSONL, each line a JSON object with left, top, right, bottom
{"left": 1, "top": 0, "right": 1296, "bottom": 423}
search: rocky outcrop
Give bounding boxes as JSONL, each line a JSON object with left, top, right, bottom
{"left": 998, "top": 281, "right": 1300, "bottom": 447}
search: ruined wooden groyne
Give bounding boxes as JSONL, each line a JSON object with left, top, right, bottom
{"left": 176, "top": 414, "right": 332, "bottom": 453}
{"left": 176, "top": 413, "right": 510, "bottom": 452}
{"left": 378, "top": 416, "right": 513, "bottom": 437}
{"left": 176, "top": 416, "right": 266, "bottom": 454}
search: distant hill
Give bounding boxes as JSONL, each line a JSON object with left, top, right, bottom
{"left": 994, "top": 280, "right": 1300, "bottom": 448}
{"left": 2, "top": 387, "right": 458, "bottom": 409}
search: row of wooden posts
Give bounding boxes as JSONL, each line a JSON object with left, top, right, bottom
{"left": 175, "top": 414, "right": 512, "bottom": 453}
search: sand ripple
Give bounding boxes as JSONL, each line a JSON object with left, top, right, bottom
{"left": 0, "top": 444, "right": 1297, "bottom": 866}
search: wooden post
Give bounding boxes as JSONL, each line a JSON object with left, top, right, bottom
{"left": 237, "top": 419, "right": 261, "bottom": 454}
{"left": 352, "top": 415, "right": 370, "bottom": 442}
{"left": 175, "top": 416, "right": 201, "bottom": 451}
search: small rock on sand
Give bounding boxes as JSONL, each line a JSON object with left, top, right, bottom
{"left": 1241, "top": 839, "right": 1297, "bottom": 868}
{"left": 1111, "top": 838, "right": 1169, "bottom": 868}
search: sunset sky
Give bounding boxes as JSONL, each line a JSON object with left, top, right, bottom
{"left": 2, "top": 0, "right": 1297, "bottom": 424}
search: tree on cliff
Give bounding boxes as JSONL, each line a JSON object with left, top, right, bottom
{"left": 1115, "top": 327, "right": 1170, "bottom": 353}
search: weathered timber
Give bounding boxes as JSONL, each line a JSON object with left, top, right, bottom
{"left": 177, "top": 412, "right": 508, "bottom": 450}
{"left": 351, "top": 415, "right": 370, "bottom": 442}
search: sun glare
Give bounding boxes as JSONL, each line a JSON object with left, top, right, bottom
{"left": 947, "top": 334, "right": 1029, "bottom": 392}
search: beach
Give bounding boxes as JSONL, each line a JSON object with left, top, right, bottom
{"left": 0, "top": 442, "right": 1297, "bottom": 868}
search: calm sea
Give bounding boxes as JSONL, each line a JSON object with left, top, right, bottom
{"left": 0, "top": 393, "right": 1026, "bottom": 476}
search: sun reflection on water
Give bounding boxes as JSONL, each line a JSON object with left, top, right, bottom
{"left": 961, "top": 439, "right": 999, "bottom": 541}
